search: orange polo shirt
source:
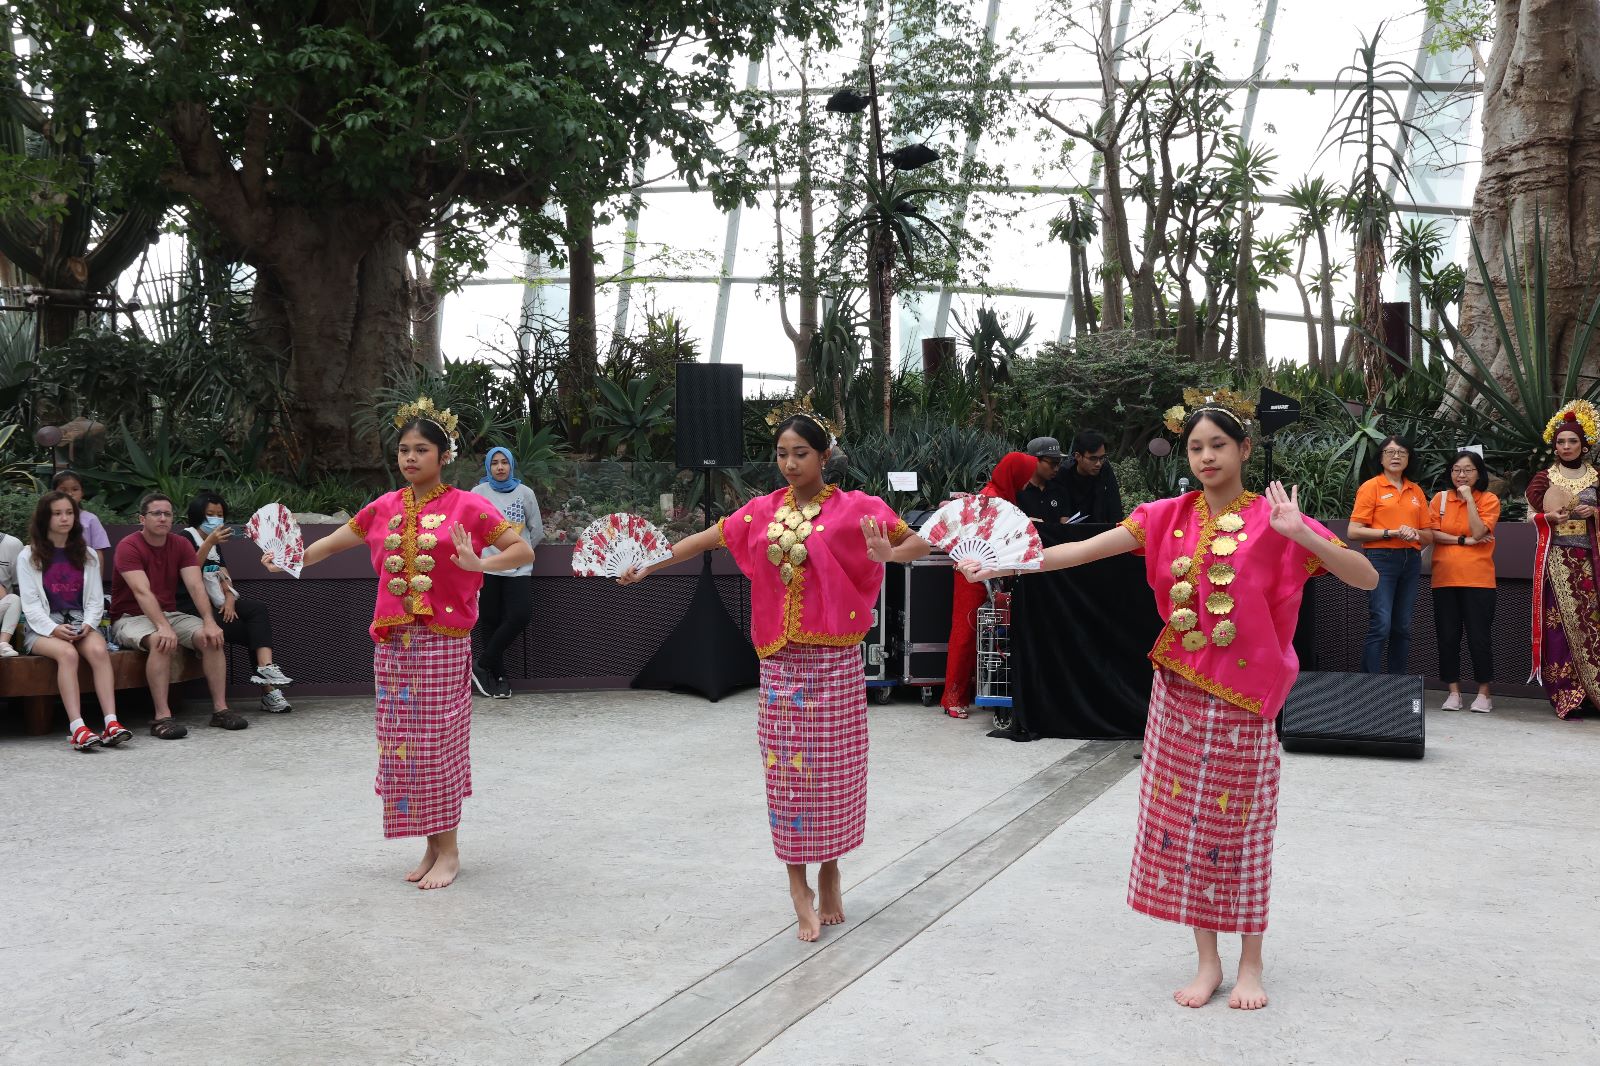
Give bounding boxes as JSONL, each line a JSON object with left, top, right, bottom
{"left": 1430, "top": 490, "right": 1500, "bottom": 589}
{"left": 1351, "top": 475, "right": 1433, "bottom": 550}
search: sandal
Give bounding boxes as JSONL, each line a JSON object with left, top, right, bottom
{"left": 945, "top": 706, "right": 970, "bottom": 719}
{"left": 209, "top": 709, "right": 249, "bottom": 730}
{"left": 150, "top": 718, "right": 189, "bottom": 740}
{"left": 71, "top": 724, "right": 102, "bottom": 751}
{"left": 101, "top": 722, "right": 133, "bottom": 747}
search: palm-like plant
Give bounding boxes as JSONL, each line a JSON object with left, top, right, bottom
{"left": 1286, "top": 176, "right": 1343, "bottom": 377}
{"left": 1392, "top": 218, "right": 1446, "bottom": 363}
{"left": 832, "top": 168, "right": 954, "bottom": 432}
{"left": 1047, "top": 198, "right": 1099, "bottom": 336}
{"left": 954, "top": 305, "right": 1035, "bottom": 433}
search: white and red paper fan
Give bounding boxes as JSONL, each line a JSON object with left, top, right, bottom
{"left": 918, "top": 495, "right": 1043, "bottom": 572}
{"left": 570, "top": 512, "right": 675, "bottom": 578}
{"left": 247, "top": 503, "right": 306, "bottom": 578}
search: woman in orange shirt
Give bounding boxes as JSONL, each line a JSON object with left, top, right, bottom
{"left": 1428, "top": 451, "right": 1498, "bottom": 712}
{"left": 1347, "top": 435, "right": 1434, "bottom": 673}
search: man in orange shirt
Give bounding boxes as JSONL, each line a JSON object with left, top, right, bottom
{"left": 1347, "top": 436, "right": 1435, "bottom": 673}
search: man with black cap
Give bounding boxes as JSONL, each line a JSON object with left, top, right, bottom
{"left": 1016, "top": 436, "right": 1070, "bottom": 544}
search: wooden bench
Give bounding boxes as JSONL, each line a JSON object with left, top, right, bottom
{"left": 1, "top": 649, "right": 205, "bottom": 735}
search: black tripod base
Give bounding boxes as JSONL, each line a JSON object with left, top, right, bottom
{"left": 631, "top": 557, "right": 758, "bottom": 702}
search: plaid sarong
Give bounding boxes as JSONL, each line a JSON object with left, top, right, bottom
{"left": 373, "top": 626, "right": 474, "bottom": 839}
{"left": 757, "top": 643, "right": 870, "bottom": 864}
{"left": 1127, "top": 669, "right": 1281, "bottom": 934}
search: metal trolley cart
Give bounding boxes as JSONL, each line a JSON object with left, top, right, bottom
{"left": 974, "top": 584, "right": 1013, "bottom": 730}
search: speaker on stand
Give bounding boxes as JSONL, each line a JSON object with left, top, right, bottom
{"left": 631, "top": 362, "right": 759, "bottom": 701}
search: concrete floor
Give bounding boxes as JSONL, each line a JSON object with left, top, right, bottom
{"left": 3, "top": 690, "right": 1597, "bottom": 1065}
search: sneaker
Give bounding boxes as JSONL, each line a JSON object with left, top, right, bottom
{"left": 493, "top": 676, "right": 513, "bottom": 700}
{"left": 1440, "top": 692, "right": 1462, "bottom": 711}
{"left": 1470, "top": 695, "right": 1494, "bottom": 713}
{"left": 250, "top": 663, "right": 294, "bottom": 687}
{"left": 209, "top": 709, "right": 249, "bottom": 730}
{"left": 260, "top": 690, "right": 293, "bottom": 714}
{"left": 71, "top": 724, "right": 101, "bottom": 751}
{"left": 0, "top": 642, "right": 17, "bottom": 657}
{"left": 101, "top": 721, "right": 133, "bottom": 747}
{"left": 470, "top": 663, "right": 494, "bottom": 697}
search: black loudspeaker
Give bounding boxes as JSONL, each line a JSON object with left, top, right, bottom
{"left": 675, "top": 362, "right": 744, "bottom": 470}
{"left": 1278, "top": 671, "right": 1425, "bottom": 759}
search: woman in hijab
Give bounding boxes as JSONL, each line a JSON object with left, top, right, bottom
{"left": 940, "top": 452, "right": 1039, "bottom": 718}
{"left": 469, "top": 446, "right": 544, "bottom": 698}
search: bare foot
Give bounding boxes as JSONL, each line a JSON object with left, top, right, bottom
{"left": 405, "top": 844, "right": 438, "bottom": 883}
{"left": 1174, "top": 958, "right": 1225, "bottom": 1008}
{"left": 818, "top": 867, "right": 845, "bottom": 926}
{"left": 791, "top": 888, "right": 821, "bottom": 942}
{"left": 1229, "top": 962, "right": 1268, "bottom": 1010}
{"left": 419, "top": 851, "right": 460, "bottom": 890}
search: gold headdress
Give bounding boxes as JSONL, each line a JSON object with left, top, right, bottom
{"left": 765, "top": 394, "right": 840, "bottom": 444}
{"left": 1163, "top": 387, "right": 1256, "bottom": 435}
{"left": 1543, "top": 399, "right": 1600, "bottom": 448}
{"left": 394, "top": 395, "right": 462, "bottom": 462}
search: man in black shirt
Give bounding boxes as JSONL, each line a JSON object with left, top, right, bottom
{"left": 1016, "top": 436, "right": 1071, "bottom": 544}
{"left": 1058, "top": 429, "right": 1123, "bottom": 524}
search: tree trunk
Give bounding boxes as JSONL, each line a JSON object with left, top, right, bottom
{"left": 1292, "top": 245, "right": 1320, "bottom": 374}
{"left": 265, "top": 229, "right": 414, "bottom": 477}
{"left": 1461, "top": 0, "right": 1600, "bottom": 397}
{"left": 870, "top": 229, "right": 894, "bottom": 433}
{"left": 565, "top": 198, "right": 600, "bottom": 438}
{"left": 409, "top": 249, "right": 443, "bottom": 373}
{"left": 1408, "top": 272, "right": 1424, "bottom": 365}
{"left": 1315, "top": 227, "right": 1339, "bottom": 378}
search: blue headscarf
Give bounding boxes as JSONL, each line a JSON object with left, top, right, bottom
{"left": 481, "top": 446, "right": 521, "bottom": 493}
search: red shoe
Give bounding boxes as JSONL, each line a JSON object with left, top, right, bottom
{"left": 71, "top": 725, "right": 102, "bottom": 751}
{"left": 101, "top": 721, "right": 133, "bottom": 747}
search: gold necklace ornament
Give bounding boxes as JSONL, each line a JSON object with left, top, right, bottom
{"left": 1166, "top": 493, "right": 1255, "bottom": 654}
{"left": 1549, "top": 464, "right": 1598, "bottom": 496}
{"left": 768, "top": 493, "right": 828, "bottom": 584}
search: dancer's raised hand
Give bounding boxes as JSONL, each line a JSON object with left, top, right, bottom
{"left": 448, "top": 522, "right": 483, "bottom": 571}
{"left": 862, "top": 516, "right": 893, "bottom": 562}
{"left": 1266, "top": 480, "right": 1307, "bottom": 540}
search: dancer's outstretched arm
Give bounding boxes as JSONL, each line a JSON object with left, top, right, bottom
{"left": 267, "top": 523, "right": 364, "bottom": 573}
{"left": 960, "top": 525, "right": 1138, "bottom": 582}
{"left": 616, "top": 524, "right": 724, "bottom": 585}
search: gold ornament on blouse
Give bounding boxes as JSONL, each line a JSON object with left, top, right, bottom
{"left": 1182, "top": 631, "right": 1208, "bottom": 652}
{"left": 383, "top": 533, "right": 402, "bottom": 550}
{"left": 1212, "top": 620, "right": 1238, "bottom": 647}
{"left": 769, "top": 499, "right": 823, "bottom": 584}
{"left": 1170, "top": 581, "right": 1195, "bottom": 605}
{"left": 1170, "top": 608, "right": 1199, "bottom": 632}
{"left": 418, "top": 532, "right": 439, "bottom": 550}
{"left": 1170, "top": 556, "right": 1193, "bottom": 579}
{"left": 1215, "top": 514, "right": 1245, "bottom": 534}
{"left": 414, "top": 555, "right": 436, "bottom": 573}
{"left": 1211, "top": 536, "right": 1239, "bottom": 557}
{"left": 1205, "top": 591, "right": 1236, "bottom": 615}
{"left": 388, "top": 515, "right": 403, "bottom": 531}
{"left": 421, "top": 514, "right": 447, "bottom": 530}
{"left": 1208, "top": 562, "right": 1237, "bottom": 586}
{"left": 384, "top": 555, "right": 405, "bottom": 573}
{"left": 409, "top": 575, "right": 432, "bottom": 593}
{"left": 387, "top": 578, "right": 407, "bottom": 596}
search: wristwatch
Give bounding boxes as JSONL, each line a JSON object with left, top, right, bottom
{"left": 1382, "top": 529, "right": 1391, "bottom": 539}
{"left": 1458, "top": 535, "right": 1467, "bottom": 546}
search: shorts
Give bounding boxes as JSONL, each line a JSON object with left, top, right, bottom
{"left": 112, "top": 611, "right": 208, "bottom": 651}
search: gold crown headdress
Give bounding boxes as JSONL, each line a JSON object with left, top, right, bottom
{"left": 765, "top": 394, "right": 840, "bottom": 444}
{"left": 1543, "top": 399, "right": 1600, "bottom": 448}
{"left": 1162, "top": 387, "right": 1256, "bottom": 435}
{"left": 394, "top": 395, "right": 462, "bottom": 461}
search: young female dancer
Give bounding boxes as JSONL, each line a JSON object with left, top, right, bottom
{"left": 279, "top": 401, "right": 532, "bottom": 889}
{"left": 620, "top": 412, "right": 932, "bottom": 941}
{"left": 962, "top": 400, "right": 1377, "bottom": 1009}
{"left": 17, "top": 491, "right": 126, "bottom": 750}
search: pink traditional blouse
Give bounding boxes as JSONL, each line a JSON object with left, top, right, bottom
{"left": 1120, "top": 491, "right": 1344, "bottom": 720}
{"left": 719, "top": 485, "right": 910, "bottom": 659}
{"left": 348, "top": 485, "right": 511, "bottom": 643}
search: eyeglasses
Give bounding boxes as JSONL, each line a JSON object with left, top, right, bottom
{"left": 1380, "top": 449, "right": 1409, "bottom": 458}
{"left": 142, "top": 510, "right": 174, "bottom": 518}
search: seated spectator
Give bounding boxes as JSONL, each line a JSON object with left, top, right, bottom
{"left": 109, "top": 491, "right": 246, "bottom": 738}
{"left": 0, "top": 525, "right": 23, "bottom": 656}
{"left": 17, "top": 491, "right": 128, "bottom": 750}
{"left": 51, "top": 470, "right": 113, "bottom": 569}
{"left": 181, "top": 491, "right": 294, "bottom": 713}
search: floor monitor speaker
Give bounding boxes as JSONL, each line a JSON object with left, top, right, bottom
{"left": 1278, "top": 670, "right": 1425, "bottom": 758}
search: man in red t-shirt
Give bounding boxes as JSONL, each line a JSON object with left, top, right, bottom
{"left": 110, "top": 491, "right": 245, "bottom": 738}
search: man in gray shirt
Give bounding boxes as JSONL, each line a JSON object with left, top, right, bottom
{"left": 471, "top": 446, "right": 544, "bottom": 698}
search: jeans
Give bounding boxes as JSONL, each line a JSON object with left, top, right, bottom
{"left": 1433, "top": 586, "right": 1496, "bottom": 684}
{"left": 1363, "top": 548, "right": 1422, "bottom": 674}
{"left": 475, "top": 574, "right": 532, "bottom": 677}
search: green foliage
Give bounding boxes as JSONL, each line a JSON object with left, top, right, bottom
{"left": 840, "top": 418, "right": 1009, "bottom": 511}
{"left": 582, "top": 374, "right": 676, "bottom": 461}
{"left": 0, "top": 423, "right": 41, "bottom": 493}
{"left": 355, "top": 357, "right": 514, "bottom": 469}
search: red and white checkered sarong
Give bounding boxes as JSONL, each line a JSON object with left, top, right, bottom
{"left": 757, "top": 643, "right": 870, "bottom": 864}
{"left": 1127, "top": 669, "right": 1281, "bottom": 934}
{"left": 372, "top": 626, "right": 473, "bottom": 839}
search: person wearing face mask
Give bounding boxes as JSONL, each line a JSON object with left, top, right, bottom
{"left": 1526, "top": 401, "right": 1600, "bottom": 719}
{"left": 181, "top": 491, "right": 294, "bottom": 713}
{"left": 1347, "top": 435, "right": 1434, "bottom": 674}
{"left": 469, "top": 446, "right": 543, "bottom": 699}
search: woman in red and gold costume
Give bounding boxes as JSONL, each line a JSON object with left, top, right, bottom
{"left": 620, "top": 405, "right": 933, "bottom": 942}
{"left": 940, "top": 451, "right": 1038, "bottom": 718}
{"left": 1526, "top": 400, "right": 1600, "bottom": 719}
